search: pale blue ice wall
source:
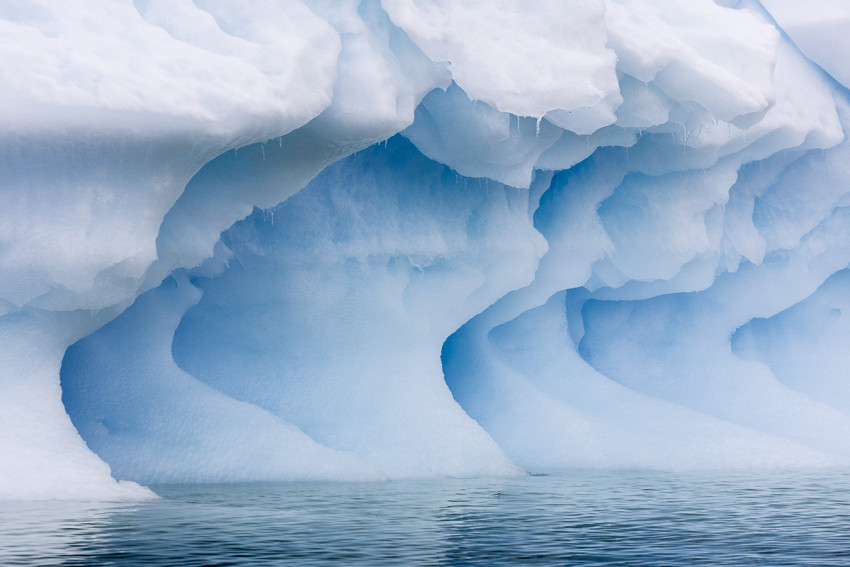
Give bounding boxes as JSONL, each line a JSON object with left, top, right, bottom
{"left": 444, "top": 115, "right": 850, "bottom": 470}
{"left": 63, "top": 114, "right": 850, "bottom": 477}
{"left": 62, "top": 137, "right": 538, "bottom": 481}
{"left": 5, "top": 0, "right": 850, "bottom": 497}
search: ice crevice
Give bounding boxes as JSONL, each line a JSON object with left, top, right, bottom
{"left": 3, "top": 0, "right": 850, "bottom": 499}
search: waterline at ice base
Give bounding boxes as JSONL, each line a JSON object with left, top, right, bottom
{"left": 3, "top": 0, "right": 850, "bottom": 500}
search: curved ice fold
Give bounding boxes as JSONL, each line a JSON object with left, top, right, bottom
{"left": 733, "top": 270, "right": 850, "bottom": 416}
{"left": 65, "top": 137, "right": 534, "bottom": 479}
{"left": 401, "top": 84, "right": 564, "bottom": 188}
{"left": 2, "top": 0, "right": 850, "bottom": 498}
{"left": 62, "top": 273, "right": 383, "bottom": 483}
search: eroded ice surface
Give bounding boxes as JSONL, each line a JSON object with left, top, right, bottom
{"left": 2, "top": 0, "right": 850, "bottom": 499}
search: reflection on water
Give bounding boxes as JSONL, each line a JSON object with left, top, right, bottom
{"left": 0, "top": 501, "right": 123, "bottom": 566}
{"left": 2, "top": 469, "right": 850, "bottom": 565}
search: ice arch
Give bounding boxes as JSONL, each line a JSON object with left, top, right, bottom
{"left": 2, "top": 0, "right": 850, "bottom": 498}
{"left": 62, "top": 137, "right": 537, "bottom": 482}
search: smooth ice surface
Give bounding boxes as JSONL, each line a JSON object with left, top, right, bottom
{"left": 760, "top": 0, "right": 850, "bottom": 89}
{"left": 2, "top": 0, "right": 850, "bottom": 498}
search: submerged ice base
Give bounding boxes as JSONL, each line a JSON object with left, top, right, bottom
{"left": 2, "top": 0, "right": 850, "bottom": 498}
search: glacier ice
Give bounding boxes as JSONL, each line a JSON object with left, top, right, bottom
{"left": 2, "top": 0, "right": 850, "bottom": 499}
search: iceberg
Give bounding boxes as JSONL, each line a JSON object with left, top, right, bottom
{"left": 2, "top": 0, "right": 850, "bottom": 499}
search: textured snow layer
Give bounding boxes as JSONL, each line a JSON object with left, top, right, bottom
{"left": 2, "top": 0, "right": 850, "bottom": 499}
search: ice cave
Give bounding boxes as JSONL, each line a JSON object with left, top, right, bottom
{"left": 2, "top": 0, "right": 850, "bottom": 499}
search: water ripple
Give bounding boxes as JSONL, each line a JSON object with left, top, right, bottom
{"left": 2, "top": 469, "right": 850, "bottom": 565}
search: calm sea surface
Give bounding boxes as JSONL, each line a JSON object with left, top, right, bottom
{"left": 2, "top": 469, "right": 850, "bottom": 565}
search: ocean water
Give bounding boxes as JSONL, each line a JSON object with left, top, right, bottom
{"left": 2, "top": 469, "right": 850, "bottom": 565}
